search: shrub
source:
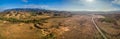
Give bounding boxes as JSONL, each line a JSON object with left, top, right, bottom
{"left": 0, "top": 17, "right": 48, "bottom": 23}
{"left": 43, "top": 33, "right": 56, "bottom": 39}
{"left": 100, "top": 17, "right": 116, "bottom": 24}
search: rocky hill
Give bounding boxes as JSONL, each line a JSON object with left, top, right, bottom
{"left": 0, "top": 8, "right": 72, "bottom": 39}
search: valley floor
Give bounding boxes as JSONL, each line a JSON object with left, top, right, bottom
{"left": 0, "top": 14, "right": 120, "bottom": 39}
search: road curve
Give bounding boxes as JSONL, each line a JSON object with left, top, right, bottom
{"left": 92, "top": 15, "right": 108, "bottom": 39}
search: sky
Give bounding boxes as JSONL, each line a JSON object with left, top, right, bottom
{"left": 0, "top": 0, "right": 120, "bottom": 11}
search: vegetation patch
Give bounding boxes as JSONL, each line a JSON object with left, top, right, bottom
{"left": 43, "top": 33, "right": 56, "bottom": 39}
{"left": 0, "top": 17, "right": 49, "bottom": 23}
{"left": 100, "top": 17, "right": 116, "bottom": 23}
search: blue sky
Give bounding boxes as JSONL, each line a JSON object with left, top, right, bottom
{"left": 0, "top": 0, "right": 120, "bottom": 11}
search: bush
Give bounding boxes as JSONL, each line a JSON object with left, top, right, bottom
{"left": 100, "top": 17, "right": 116, "bottom": 23}
{"left": 0, "top": 17, "right": 48, "bottom": 23}
{"left": 43, "top": 33, "right": 56, "bottom": 39}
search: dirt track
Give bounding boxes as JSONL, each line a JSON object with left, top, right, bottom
{"left": 57, "top": 15, "right": 103, "bottom": 39}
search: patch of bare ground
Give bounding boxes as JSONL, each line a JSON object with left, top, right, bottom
{"left": 0, "top": 17, "right": 69, "bottom": 39}
{"left": 95, "top": 15, "right": 120, "bottom": 39}
{"left": 0, "top": 23, "right": 43, "bottom": 39}
{"left": 57, "top": 15, "right": 102, "bottom": 39}
{"left": 0, "top": 10, "right": 72, "bottom": 39}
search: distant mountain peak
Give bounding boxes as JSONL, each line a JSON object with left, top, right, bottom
{"left": 3, "top": 8, "right": 48, "bottom": 12}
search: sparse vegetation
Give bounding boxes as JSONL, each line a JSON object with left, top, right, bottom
{"left": 43, "top": 33, "right": 56, "bottom": 39}
{"left": 100, "top": 17, "right": 116, "bottom": 23}
{"left": 96, "top": 14, "right": 120, "bottom": 39}
{"left": 0, "top": 17, "right": 47, "bottom": 23}
{"left": 0, "top": 9, "right": 71, "bottom": 39}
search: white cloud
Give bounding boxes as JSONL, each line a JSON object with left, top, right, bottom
{"left": 112, "top": 0, "right": 120, "bottom": 5}
{"left": 20, "top": 0, "right": 120, "bottom": 11}
{"left": 23, "top": 4, "right": 62, "bottom": 10}
{"left": 24, "top": 4, "right": 49, "bottom": 8}
{"left": 0, "top": 7, "right": 6, "bottom": 11}
{"left": 22, "top": 0, "right": 28, "bottom": 3}
{"left": 60, "top": 0, "right": 120, "bottom": 11}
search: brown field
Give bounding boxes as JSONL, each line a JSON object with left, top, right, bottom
{"left": 0, "top": 11, "right": 70, "bottom": 39}
{"left": 95, "top": 14, "right": 120, "bottom": 39}
{"left": 0, "top": 11, "right": 120, "bottom": 39}
{"left": 57, "top": 15, "right": 103, "bottom": 39}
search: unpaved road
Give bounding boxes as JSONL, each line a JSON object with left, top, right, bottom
{"left": 57, "top": 15, "right": 103, "bottom": 39}
{"left": 92, "top": 15, "right": 107, "bottom": 39}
